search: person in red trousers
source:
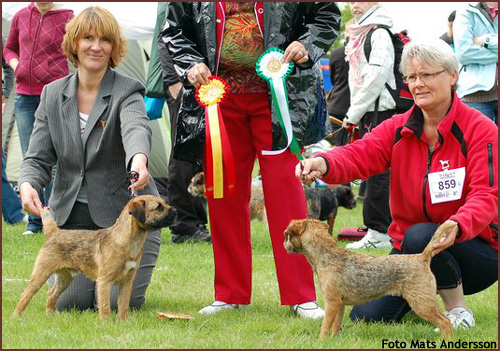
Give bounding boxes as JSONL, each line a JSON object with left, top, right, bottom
{"left": 161, "top": 2, "right": 340, "bottom": 319}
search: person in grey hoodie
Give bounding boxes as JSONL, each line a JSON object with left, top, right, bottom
{"left": 341, "top": 2, "right": 396, "bottom": 249}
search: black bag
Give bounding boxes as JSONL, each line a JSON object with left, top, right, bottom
{"left": 364, "top": 25, "right": 414, "bottom": 113}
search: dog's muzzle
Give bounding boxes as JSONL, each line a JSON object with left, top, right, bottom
{"left": 151, "top": 207, "right": 178, "bottom": 229}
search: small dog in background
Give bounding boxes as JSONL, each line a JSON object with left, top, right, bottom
{"left": 305, "top": 186, "right": 356, "bottom": 235}
{"left": 284, "top": 219, "right": 452, "bottom": 339}
{"left": 14, "top": 195, "right": 177, "bottom": 321}
{"left": 188, "top": 172, "right": 266, "bottom": 221}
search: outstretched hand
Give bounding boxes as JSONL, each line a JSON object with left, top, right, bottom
{"left": 295, "top": 158, "right": 328, "bottom": 186}
{"left": 19, "top": 182, "right": 43, "bottom": 217}
{"left": 129, "top": 153, "right": 150, "bottom": 191}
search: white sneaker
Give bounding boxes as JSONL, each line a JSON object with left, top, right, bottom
{"left": 198, "top": 301, "right": 246, "bottom": 315}
{"left": 346, "top": 228, "right": 392, "bottom": 249}
{"left": 22, "top": 230, "right": 35, "bottom": 236}
{"left": 291, "top": 301, "right": 325, "bottom": 320}
{"left": 446, "top": 307, "right": 475, "bottom": 329}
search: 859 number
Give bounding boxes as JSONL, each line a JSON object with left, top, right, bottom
{"left": 438, "top": 179, "right": 456, "bottom": 190}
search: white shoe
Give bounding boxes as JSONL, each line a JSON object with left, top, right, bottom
{"left": 446, "top": 307, "right": 475, "bottom": 329}
{"left": 22, "top": 230, "right": 35, "bottom": 236}
{"left": 346, "top": 228, "right": 392, "bottom": 249}
{"left": 198, "top": 301, "right": 246, "bottom": 315}
{"left": 291, "top": 301, "right": 325, "bottom": 320}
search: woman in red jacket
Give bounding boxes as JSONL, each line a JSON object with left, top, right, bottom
{"left": 297, "top": 39, "right": 498, "bottom": 330}
{"left": 4, "top": 2, "right": 73, "bottom": 235}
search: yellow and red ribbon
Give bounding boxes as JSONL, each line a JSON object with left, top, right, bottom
{"left": 196, "top": 77, "right": 234, "bottom": 199}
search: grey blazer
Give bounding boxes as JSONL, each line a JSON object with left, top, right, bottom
{"left": 19, "top": 68, "right": 159, "bottom": 227}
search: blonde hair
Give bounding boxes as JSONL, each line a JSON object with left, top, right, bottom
{"left": 62, "top": 6, "right": 127, "bottom": 68}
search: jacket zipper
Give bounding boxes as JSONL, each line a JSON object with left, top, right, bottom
{"left": 487, "top": 143, "right": 493, "bottom": 187}
{"left": 422, "top": 147, "right": 434, "bottom": 222}
{"left": 29, "top": 15, "right": 44, "bottom": 94}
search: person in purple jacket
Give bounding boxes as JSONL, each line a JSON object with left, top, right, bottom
{"left": 4, "top": 2, "right": 73, "bottom": 235}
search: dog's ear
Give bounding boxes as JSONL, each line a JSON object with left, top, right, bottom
{"left": 194, "top": 172, "right": 205, "bottom": 185}
{"left": 286, "top": 220, "right": 308, "bottom": 237}
{"left": 299, "top": 220, "right": 309, "bottom": 236}
{"left": 129, "top": 199, "right": 147, "bottom": 223}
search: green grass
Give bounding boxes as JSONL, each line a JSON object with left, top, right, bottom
{"left": 2, "top": 193, "right": 498, "bottom": 349}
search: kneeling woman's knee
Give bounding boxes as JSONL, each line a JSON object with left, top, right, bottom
{"left": 402, "top": 223, "right": 438, "bottom": 254}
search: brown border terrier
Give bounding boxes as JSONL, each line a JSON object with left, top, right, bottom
{"left": 188, "top": 172, "right": 266, "bottom": 221}
{"left": 13, "top": 195, "right": 176, "bottom": 321}
{"left": 284, "top": 219, "right": 452, "bottom": 339}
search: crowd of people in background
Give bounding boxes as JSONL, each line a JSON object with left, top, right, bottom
{"left": 2, "top": 1, "right": 497, "bottom": 329}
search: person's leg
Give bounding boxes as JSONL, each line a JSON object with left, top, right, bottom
{"left": 362, "top": 170, "right": 392, "bottom": 234}
{"left": 347, "top": 111, "right": 392, "bottom": 249}
{"left": 14, "top": 94, "right": 44, "bottom": 233}
{"left": 204, "top": 94, "right": 256, "bottom": 304}
{"left": 166, "top": 91, "right": 209, "bottom": 243}
{"left": 251, "top": 93, "right": 317, "bottom": 305}
{"left": 402, "top": 222, "right": 497, "bottom": 328}
{"left": 2, "top": 150, "right": 25, "bottom": 223}
{"left": 14, "top": 94, "right": 40, "bottom": 157}
{"left": 168, "top": 158, "right": 209, "bottom": 242}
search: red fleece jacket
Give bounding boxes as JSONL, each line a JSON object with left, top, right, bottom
{"left": 3, "top": 3, "right": 73, "bottom": 95}
{"left": 317, "top": 94, "right": 498, "bottom": 251}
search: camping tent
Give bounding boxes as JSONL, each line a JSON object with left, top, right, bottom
{"left": 2, "top": 3, "right": 170, "bottom": 188}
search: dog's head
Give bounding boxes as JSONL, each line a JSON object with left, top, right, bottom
{"left": 188, "top": 172, "right": 206, "bottom": 197}
{"left": 127, "top": 195, "right": 177, "bottom": 229}
{"left": 284, "top": 219, "right": 307, "bottom": 253}
{"left": 334, "top": 186, "right": 357, "bottom": 209}
{"left": 283, "top": 219, "right": 331, "bottom": 254}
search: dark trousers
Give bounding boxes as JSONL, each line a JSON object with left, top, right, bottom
{"left": 350, "top": 222, "right": 498, "bottom": 323}
{"left": 166, "top": 91, "right": 207, "bottom": 235}
{"left": 48, "top": 202, "right": 161, "bottom": 311}
{"left": 360, "top": 110, "right": 394, "bottom": 233}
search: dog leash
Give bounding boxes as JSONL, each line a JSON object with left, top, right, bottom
{"left": 127, "top": 171, "right": 139, "bottom": 197}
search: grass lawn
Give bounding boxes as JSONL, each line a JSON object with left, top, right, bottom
{"left": 2, "top": 190, "right": 498, "bottom": 349}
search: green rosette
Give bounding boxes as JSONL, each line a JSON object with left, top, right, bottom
{"left": 256, "top": 48, "right": 302, "bottom": 160}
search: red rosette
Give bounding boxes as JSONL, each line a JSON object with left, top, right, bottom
{"left": 195, "top": 76, "right": 230, "bottom": 107}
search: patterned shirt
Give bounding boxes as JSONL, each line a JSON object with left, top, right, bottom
{"left": 218, "top": 2, "right": 267, "bottom": 94}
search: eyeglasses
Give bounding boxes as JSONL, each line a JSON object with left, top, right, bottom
{"left": 403, "top": 70, "right": 447, "bottom": 84}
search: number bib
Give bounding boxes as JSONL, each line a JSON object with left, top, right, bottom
{"left": 428, "top": 167, "right": 466, "bottom": 204}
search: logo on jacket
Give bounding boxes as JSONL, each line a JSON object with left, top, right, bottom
{"left": 439, "top": 160, "right": 450, "bottom": 171}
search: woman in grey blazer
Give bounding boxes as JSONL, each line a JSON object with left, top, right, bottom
{"left": 18, "top": 6, "right": 161, "bottom": 312}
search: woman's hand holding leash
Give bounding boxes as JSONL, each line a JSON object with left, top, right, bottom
{"left": 129, "top": 153, "right": 149, "bottom": 194}
{"left": 295, "top": 158, "right": 328, "bottom": 186}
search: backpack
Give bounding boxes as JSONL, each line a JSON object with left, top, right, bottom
{"left": 364, "top": 25, "right": 414, "bottom": 113}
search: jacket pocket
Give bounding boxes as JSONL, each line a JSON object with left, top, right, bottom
{"left": 487, "top": 143, "right": 493, "bottom": 187}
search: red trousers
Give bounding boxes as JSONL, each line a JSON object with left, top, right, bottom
{"left": 205, "top": 93, "right": 316, "bottom": 305}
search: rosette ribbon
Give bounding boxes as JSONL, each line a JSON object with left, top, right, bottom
{"left": 256, "top": 48, "right": 302, "bottom": 160}
{"left": 196, "top": 77, "right": 235, "bottom": 199}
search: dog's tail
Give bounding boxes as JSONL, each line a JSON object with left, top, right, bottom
{"left": 421, "top": 222, "right": 452, "bottom": 260}
{"left": 38, "top": 207, "right": 58, "bottom": 239}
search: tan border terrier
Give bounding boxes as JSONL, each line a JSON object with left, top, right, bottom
{"left": 14, "top": 195, "right": 176, "bottom": 321}
{"left": 284, "top": 219, "right": 452, "bottom": 339}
